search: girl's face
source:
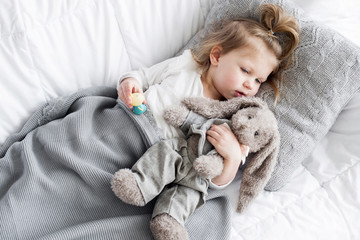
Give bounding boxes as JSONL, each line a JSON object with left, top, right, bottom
{"left": 206, "top": 38, "right": 278, "bottom": 100}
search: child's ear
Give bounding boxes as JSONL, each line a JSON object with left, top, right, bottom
{"left": 210, "top": 46, "right": 223, "bottom": 65}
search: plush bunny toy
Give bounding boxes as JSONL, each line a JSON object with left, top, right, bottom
{"left": 111, "top": 96, "right": 280, "bottom": 240}
{"left": 165, "top": 96, "right": 280, "bottom": 211}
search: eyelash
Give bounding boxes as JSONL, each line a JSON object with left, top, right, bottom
{"left": 241, "top": 68, "right": 262, "bottom": 84}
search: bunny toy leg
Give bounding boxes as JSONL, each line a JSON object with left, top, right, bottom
{"left": 150, "top": 169, "right": 208, "bottom": 240}
{"left": 150, "top": 213, "right": 188, "bottom": 240}
{"left": 111, "top": 138, "right": 191, "bottom": 207}
{"left": 193, "top": 153, "right": 224, "bottom": 179}
{"left": 111, "top": 168, "right": 146, "bottom": 206}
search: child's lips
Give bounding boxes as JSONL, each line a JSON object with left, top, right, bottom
{"left": 235, "top": 91, "right": 245, "bottom": 97}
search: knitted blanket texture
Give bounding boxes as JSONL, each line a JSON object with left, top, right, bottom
{"left": 0, "top": 86, "right": 231, "bottom": 240}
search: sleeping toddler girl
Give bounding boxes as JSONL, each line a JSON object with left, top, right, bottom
{"left": 115, "top": 3, "right": 299, "bottom": 239}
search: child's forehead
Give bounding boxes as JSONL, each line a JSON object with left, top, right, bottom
{"left": 232, "top": 43, "right": 279, "bottom": 77}
{"left": 232, "top": 42, "right": 276, "bottom": 62}
{"left": 242, "top": 37, "right": 272, "bottom": 53}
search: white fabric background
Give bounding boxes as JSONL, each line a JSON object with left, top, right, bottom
{"left": 1, "top": 0, "right": 359, "bottom": 239}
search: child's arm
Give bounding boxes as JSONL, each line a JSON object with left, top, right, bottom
{"left": 117, "top": 55, "right": 180, "bottom": 108}
{"left": 206, "top": 124, "right": 247, "bottom": 186}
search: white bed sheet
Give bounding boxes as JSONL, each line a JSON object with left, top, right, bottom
{"left": 0, "top": 0, "right": 359, "bottom": 239}
{"left": 228, "top": 92, "right": 360, "bottom": 239}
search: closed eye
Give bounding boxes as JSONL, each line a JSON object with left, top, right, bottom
{"left": 241, "top": 68, "right": 249, "bottom": 74}
{"left": 241, "top": 68, "right": 262, "bottom": 84}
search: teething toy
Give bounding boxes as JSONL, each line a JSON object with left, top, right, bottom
{"left": 130, "top": 93, "right": 147, "bottom": 115}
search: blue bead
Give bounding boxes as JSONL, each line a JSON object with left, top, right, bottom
{"left": 133, "top": 104, "right": 147, "bottom": 115}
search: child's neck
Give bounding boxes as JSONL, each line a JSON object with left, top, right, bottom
{"left": 201, "top": 72, "right": 223, "bottom": 100}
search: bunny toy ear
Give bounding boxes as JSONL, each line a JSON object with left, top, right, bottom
{"left": 236, "top": 131, "right": 280, "bottom": 213}
{"left": 182, "top": 96, "right": 268, "bottom": 119}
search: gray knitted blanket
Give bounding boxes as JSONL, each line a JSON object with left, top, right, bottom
{"left": 0, "top": 86, "right": 231, "bottom": 240}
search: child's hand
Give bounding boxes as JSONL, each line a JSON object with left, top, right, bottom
{"left": 206, "top": 124, "right": 242, "bottom": 162}
{"left": 118, "top": 78, "right": 146, "bottom": 109}
{"left": 206, "top": 124, "right": 247, "bottom": 186}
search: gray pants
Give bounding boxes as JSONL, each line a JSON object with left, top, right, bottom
{"left": 131, "top": 138, "right": 209, "bottom": 225}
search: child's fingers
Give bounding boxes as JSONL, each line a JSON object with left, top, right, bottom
{"left": 119, "top": 91, "right": 133, "bottom": 109}
{"left": 206, "top": 128, "right": 222, "bottom": 140}
{"left": 126, "top": 96, "right": 133, "bottom": 109}
{"left": 122, "top": 89, "right": 133, "bottom": 108}
{"left": 208, "top": 124, "right": 229, "bottom": 137}
{"left": 216, "top": 124, "right": 231, "bottom": 132}
{"left": 206, "top": 134, "right": 217, "bottom": 145}
{"left": 123, "top": 82, "right": 136, "bottom": 108}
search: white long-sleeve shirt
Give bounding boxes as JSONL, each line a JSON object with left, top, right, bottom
{"left": 117, "top": 49, "right": 203, "bottom": 139}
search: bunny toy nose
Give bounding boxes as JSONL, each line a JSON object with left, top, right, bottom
{"left": 239, "top": 125, "right": 247, "bottom": 130}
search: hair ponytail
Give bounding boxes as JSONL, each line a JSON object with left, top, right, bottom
{"left": 258, "top": 3, "right": 300, "bottom": 76}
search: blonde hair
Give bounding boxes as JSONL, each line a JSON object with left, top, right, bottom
{"left": 191, "top": 4, "right": 300, "bottom": 102}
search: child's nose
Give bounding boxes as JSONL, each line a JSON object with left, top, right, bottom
{"left": 243, "top": 79, "right": 253, "bottom": 90}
